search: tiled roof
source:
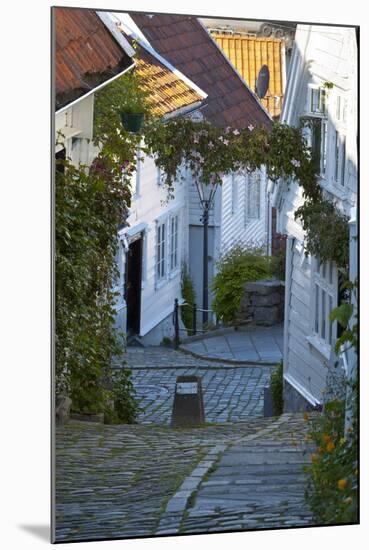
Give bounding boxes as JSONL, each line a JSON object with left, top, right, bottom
{"left": 54, "top": 7, "right": 133, "bottom": 110}
{"left": 211, "top": 34, "right": 284, "bottom": 118}
{"left": 134, "top": 46, "right": 204, "bottom": 117}
{"left": 131, "top": 13, "right": 271, "bottom": 129}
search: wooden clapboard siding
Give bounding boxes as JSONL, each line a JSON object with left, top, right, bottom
{"left": 220, "top": 171, "right": 268, "bottom": 253}
{"left": 124, "top": 153, "right": 187, "bottom": 337}
{"left": 279, "top": 22, "right": 357, "bottom": 402}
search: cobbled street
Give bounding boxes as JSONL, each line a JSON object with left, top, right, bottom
{"left": 127, "top": 347, "right": 274, "bottom": 424}
{"left": 55, "top": 345, "right": 317, "bottom": 542}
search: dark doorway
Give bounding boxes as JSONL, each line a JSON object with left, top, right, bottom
{"left": 125, "top": 237, "right": 143, "bottom": 336}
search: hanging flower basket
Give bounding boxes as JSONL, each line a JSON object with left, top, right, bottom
{"left": 120, "top": 112, "right": 144, "bottom": 133}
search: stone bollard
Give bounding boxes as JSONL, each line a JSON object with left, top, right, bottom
{"left": 171, "top": 375, "right": 205, "bottom": 427}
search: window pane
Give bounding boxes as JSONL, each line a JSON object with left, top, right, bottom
{"left": 328, "top": 261, "right": 333, "bottom": 284}
{"left": 334, "top": 131, "right": 339, "bottom": 181}
{"left": 321, "top": 289, "right": 326, "bottom": 339}
{"left": 315, "top": 284, "right": 319, "bottom": 334}
{"left": 328, "top": 295, "right": 333, "bottom": 345}
{"left": 321, "top": 121, "right": 327, "bottom": 175}
{"left": 341, "top": 135, "right": 346, "bottom": 185}
{"left": 247, "top": 172, "right": 260, "bottom": 219}
{"left": 312, "top": 122, "right": 321, "bottom": 171}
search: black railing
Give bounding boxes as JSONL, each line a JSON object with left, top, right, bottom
{"left": 173, "top": 298, "right": 217, "bottom": 349}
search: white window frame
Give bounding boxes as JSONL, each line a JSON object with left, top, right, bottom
{"left": 245, "top": 171, "right": 261, "bottom": 223}
{"left": 169, "top": 213, "right": 180, "bottom": 274}
{"left": 156, "top": 220, "right": 166, "bottom": 285}
{"left": 308, "top": 257, "right": 338, "bottom": 357}
{"left": 334, "top": 130, "right": 346, "bottom": 186}
{"left": 310, "top": 87, "right": 326, "bottom": 115}
{"left": 155, "top": 209, "right": 182, "bottom": 289}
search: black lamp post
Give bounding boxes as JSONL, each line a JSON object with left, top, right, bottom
{"left": 194, "top": 177, "right": 219, "bottom": 325}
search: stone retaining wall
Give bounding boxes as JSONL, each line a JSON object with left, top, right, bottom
{"left": 237, "top": 279, "right": 285, "bottom": 326}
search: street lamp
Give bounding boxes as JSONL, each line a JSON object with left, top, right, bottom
{"left": 194, "top": 177, "right": 219, "bottom": 325}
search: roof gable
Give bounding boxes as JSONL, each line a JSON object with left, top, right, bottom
{"left": 131, "top": 13, "right": 271, "bottom": 129}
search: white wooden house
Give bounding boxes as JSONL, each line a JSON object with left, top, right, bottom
{"left": 130, "top": 13, "right": 273, "bottom": 319}
{"left": 55, "top": 7, "right": 207, "bottom": 346}
{"left": 270, "top": 25, "right": 357, "bottom": 411}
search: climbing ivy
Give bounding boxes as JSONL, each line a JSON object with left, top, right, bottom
{"left": 144, "top": 118, "right": 349, "bottom": 267}
{"left": 55, "top": 70, "right": 152, "bottom": 421}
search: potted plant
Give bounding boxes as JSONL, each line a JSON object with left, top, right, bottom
{"left": 119, "top": 72, "right": 149, "bottom": 133}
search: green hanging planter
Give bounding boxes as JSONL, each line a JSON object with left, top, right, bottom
{"left": 120, "top": 112, "right": 144, "bottom": 133}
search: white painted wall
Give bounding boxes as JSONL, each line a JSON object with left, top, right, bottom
{"left": 275, "top": 25, "right": 357, "bottom": 407}
{"left": 55, "top": 93, "right": 188, "bottom": 345}
{"left": 117, "top": 153, "right": 188, "bottom": 342}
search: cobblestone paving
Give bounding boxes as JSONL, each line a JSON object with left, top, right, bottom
{"left": 179, "top": 413, "right": 316, "bottom": 534}
{"left": 126, "top": 347, "right": 275, "bottom": 424}
{"left": 54, "top": 417, "right": 273, "bottom": 542}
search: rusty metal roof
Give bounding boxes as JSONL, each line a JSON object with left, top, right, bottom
{"left": 134, "top": 46, "right": 204, "bottom": 117}
{"left": 131, "top": 13, "right": 271, "bottom": 129}
{"left": 211, "top": 34, "right": 284, "bottom": 118}
{"left": 54, "top": 7, "right": 133, "bottom": 110}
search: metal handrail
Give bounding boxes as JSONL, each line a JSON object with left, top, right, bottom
{"left": 172, "top": 298, "right": 218, "bottom": 349}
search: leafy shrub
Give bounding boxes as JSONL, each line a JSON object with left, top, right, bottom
{"left": 270, "top": 245, "right": 286, "bottom": 281}
{"left": 181, "top": 263, "right": 196, "bottom": 333}
{"left": 270, "top": 361, "right": 284, "bottom": 415}
{"left": 109, "top": 367, "right": 140, "bottom": 424}
{"left": 304, "top": 289, "right": 358, "bottom": 524}
{"left": 55, "top": 72, "right": 147, "bottom": 421}
{"left": 211, "top": 245, "right": 271, "bottom": 322}
{"left": 304, "top": 393, "right": 358, "bottom": 524}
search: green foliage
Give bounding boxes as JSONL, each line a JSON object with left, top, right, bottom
{"left": 211, "top": 245, "right": 271, "bottom": 323}
{"left": 296, "top": 199, "right": 350, "bottom": 267}
{"left": 181, "top": 264, "right": 196, "bottom": 333}
{"left": 304, "top": 292, "right": 358, "bottom": 525}
{"left": 109, "top": 367, "right": 140, "bottom": 423}
{"left": 55, "top": 71, "right": 148, "bottom": 421}
{"left": 270, "top": 361, "right": 284, "bottom": 415}
{"left": 329, "top": 280, "right": 358, "bottom": 355}
{"left": 144, "top": 117, "right": 348, "bottom": 267}
{"left": 304, "top": 393, "right": 358, "bottom": 524}
{"left": 269, "top": 247, "right": 286, "bottom": 281}
{"left": 93, "top": 70, "right": 152, "bottom": 141}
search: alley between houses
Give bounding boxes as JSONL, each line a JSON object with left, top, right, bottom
{"left": 55, "top": 329, "right": 316, "bottom": 542}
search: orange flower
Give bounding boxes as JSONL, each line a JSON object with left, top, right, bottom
{"left": 338, "top": 479, "right": 348, "bottom": 490}
{"left": 303, "top": 412, "right": 310, "bottom": 422}
{"left": 323, "top": 434, "right": 332, "bottom": 444}
{"left": 326, "top": 441, "right": 335, "bottom": 452}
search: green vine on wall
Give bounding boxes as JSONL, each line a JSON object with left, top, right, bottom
{"left": 144, "top": 118, "right": 349, "bottom": 268}
{"left": 55, "top": 70, "right": 152, "bottom": 421}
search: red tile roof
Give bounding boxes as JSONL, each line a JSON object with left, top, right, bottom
{"left": 131, "top": 13, "right": 271, "bottom": 129}
{"left": 54, "top": 7, "right": 133, "bottom": 110}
